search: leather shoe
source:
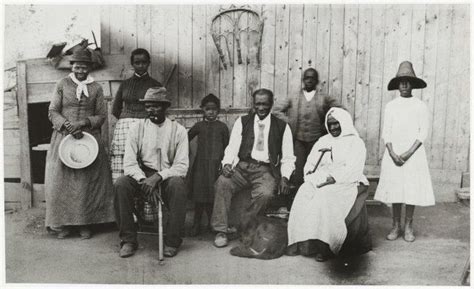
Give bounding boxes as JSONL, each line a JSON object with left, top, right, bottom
{"left": 315, "top": 253, "right": 328, "bottom": 262}
{"left": 285, "top": 244, "right": 299, "bottom": 256}
{"left": 404, "top": 219, "right": 416, "bottom": 242}
{"left": 119, "top": 243, "right": 137, "bottom": 258}
{"left": 79, "top": 226, "right": 92, "bottom": 239}
{"left": 164, "top": 246, "right": 178, "bottom": 257}
{"left": 386, "top": 221, "right": 402, "bottom": 241}
{"left": 57, "top": 227, "right": 71, "bottom": 239}
{"left": 214, "top": 232, "right": 228, "bottom": 248}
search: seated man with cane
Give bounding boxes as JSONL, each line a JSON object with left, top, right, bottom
{"left": 114, "top": 87, "right": 189, "bottom": 258}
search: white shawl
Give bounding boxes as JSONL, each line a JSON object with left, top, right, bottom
{"left": 69, "top": 73, "right": 94, "bottom": 101}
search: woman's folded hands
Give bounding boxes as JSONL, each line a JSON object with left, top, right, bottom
{"left": 64, "top": 119, "right": 91, "bottom": 139}
{"left": 305, "top": 171, "right": 336, "bottom": 189}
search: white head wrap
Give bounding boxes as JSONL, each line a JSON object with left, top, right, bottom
{"left": 324, "top": 107, "right": 359, "bottom": 138}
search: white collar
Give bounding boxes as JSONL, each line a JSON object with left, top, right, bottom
{"left": 303, "top": 89, "right": 316, "bottom": 101}
{"left": 134, "top": 72, "right": 148, "bottom": 78}
{"left": 254, "top": 113, "right": 271, "bottom": 125}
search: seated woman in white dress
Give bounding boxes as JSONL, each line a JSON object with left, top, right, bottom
{"left": 286, "top": 107, "right": 369, "bottom": 262}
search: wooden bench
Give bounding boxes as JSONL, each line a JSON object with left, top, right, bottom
{"left": 365, "top": 174, "right": 381, "bottom": 205}
{"left": 229, "top": 175, "right": 382, "bottom": 224}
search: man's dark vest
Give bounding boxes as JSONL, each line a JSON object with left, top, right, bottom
{"left": 238, "top": 113, "right": 287, "bottom": 177}
{"left": 295, "top": 91, "right": 323, "bottom": 142}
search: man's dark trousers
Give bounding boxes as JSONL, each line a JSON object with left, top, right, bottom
{"left": 114, "top": 175, "right": 187, "bottom": 248}
{"left": 292, "top": 139, "right": 317, "bottom": 188}
{"left": 211, "top": 160, "right": 278, "bottom": 233}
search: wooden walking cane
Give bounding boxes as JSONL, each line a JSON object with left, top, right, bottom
{"left": 306, "top": 148, "right": 332, "bottom": 176}
{"left": 155, "top": 148, "right": 165, "bottom": 264}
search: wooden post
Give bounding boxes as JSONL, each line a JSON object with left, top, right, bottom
{"left": 16, "top": 61, "right": 33, "bottom": 209}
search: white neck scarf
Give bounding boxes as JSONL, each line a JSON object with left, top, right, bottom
{"left": 69, "top": 73, "right": 94, "bottom": 100}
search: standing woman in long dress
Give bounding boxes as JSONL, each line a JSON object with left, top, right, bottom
{"left": 45, "top": 49, "right": 115, "bottom": 239}
{"left": 374, "top": 61, "right": 435, "bottom": 242}
{"left": 287, "top": 107, "right": 369, "bottom": 262}
{"left": 109, "top": 48, "right": 162, "bottom": 183}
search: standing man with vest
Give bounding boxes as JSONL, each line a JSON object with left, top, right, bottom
{"left": 114, "top": 87, "right": 189, "bottom": 258}
{"left": 273, "top": 68, "right": 341, "bottom": 189}
{"left": 212, "top": 88, "right": 296, "bottom": 248}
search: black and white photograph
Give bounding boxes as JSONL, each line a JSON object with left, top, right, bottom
{"left": 1, "top": 1, "right": 471, "bottom": 286}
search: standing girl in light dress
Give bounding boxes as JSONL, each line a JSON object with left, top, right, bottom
{"left": 374, "top": 61, "right": 435, "bottom": 242}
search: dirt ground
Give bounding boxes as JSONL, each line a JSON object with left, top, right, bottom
{"left": 4, "top": 202, "right": 470, "bottom": 285}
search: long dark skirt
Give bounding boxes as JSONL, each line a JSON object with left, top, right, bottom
{"left": 190, "top": 158, "right": 221, "bottom": 203}
{"left": 288, "top": 185, "right": 372, "bottom": 257}
{"left": 45, "top": 130, "right": 115, "bottom": 227}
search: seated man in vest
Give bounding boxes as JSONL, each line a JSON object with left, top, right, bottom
{"left": 211, "top": 88, "right": 296, "bottom": 248}
{"left": 114, "top": 87, "right": 189, "bottom": 258}
{"left": 273, "top": 68, "right": 341, "bottom": 189}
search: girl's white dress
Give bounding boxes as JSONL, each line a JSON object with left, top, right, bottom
{"left": 374, "top": 96, "right": 435, "bottom": 206}
{"left": 288, "top": 108, "right": 369, "bottom": 254}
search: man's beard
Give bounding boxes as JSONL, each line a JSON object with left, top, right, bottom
{"left": 149, "top": 114, "right": 165, "bottom": 124}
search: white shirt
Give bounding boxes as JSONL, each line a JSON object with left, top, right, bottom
{"left": 251, "top": 113, "right": 272, "bottom": 161}
{"left": 222, "top": 114, "right": 296, "bottom": 179}
{"left": 123, "top": 118, "right": 189, "bottom": 182}
{"left": 303, "top": 89, "right": 316, "bottom": 102}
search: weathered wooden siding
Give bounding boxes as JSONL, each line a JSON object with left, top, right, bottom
{"left": 4, "top": 90, "right": 20, "bottom": 177}
{"left": 98, "top": 4, "right": 470, "bottom": 172}
{"left": 4, "top": 4, "right": 470, "bottom": 207}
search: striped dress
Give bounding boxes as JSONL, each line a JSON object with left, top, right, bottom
{"left": 109, "top": 73, "right": 161, "bottom": 183}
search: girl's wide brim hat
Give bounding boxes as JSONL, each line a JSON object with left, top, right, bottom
{"left": 69, "top": 49, "right": 94, "bottom": 64}
{"left": 387, "top": 61, "right": 427, "bottom": 91}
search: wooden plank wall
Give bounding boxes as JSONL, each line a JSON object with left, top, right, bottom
{"left": 4, "top": 90, "right": 21, "bottom": 179}
{"left": 98, "top": 4, "right": 469, "bottom": 172}
{"left": 3, "top": 4, "right": 470, "bottom": 205}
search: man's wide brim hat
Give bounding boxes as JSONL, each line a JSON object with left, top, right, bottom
{"left": 139, "top": 87, "right": 171, "bottom": 104}
{"left": 387, "top": 61, "right": 427, "bottom": 91}
{"left": 69, "top": 49, "right": 94, "bottom": 64}
{"left": 59, "top": 132, "right": 99, "bottom": 169}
